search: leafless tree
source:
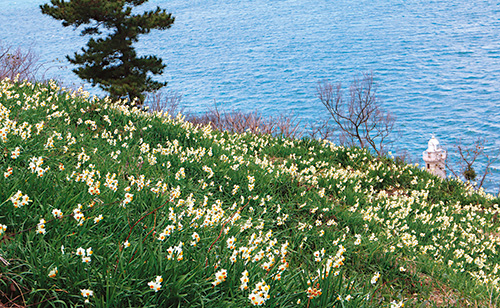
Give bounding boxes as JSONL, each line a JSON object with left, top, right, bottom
{"left": 0, "top": 42, "right": 41, "bottom": 81}
{"left": 446, "top": 138, "right": 498, "bottom": 189}
{"left": 316, "top": 72, "right": 396, "bottom": 155}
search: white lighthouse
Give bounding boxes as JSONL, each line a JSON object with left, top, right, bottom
{"left": 423, "top": 136, "right": 447, "bottom": 179}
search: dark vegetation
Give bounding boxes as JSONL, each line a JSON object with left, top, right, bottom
{"left": 41, "top": 0, "right": 175, "bottom": 104}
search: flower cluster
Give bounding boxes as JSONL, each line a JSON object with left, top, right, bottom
{"left": 121, "top": 193, "right": 133, "bottom": 207}
{"left": 239, "top": 270, "right": 249, "bottom": 290}
{"left": 148, "top": 276, "right": 163, "bottom": 292}
{"left": 72, "top": 205, "right": 85, "bottom": 225}
{"left": 9, "top": 190, "right": 31, "bottom": 208}
{"left": 191, "top": 232, "right": 200, "bottom": 246}
{"left": 391, "top": 300, "right": 404, "bottom": 308}
{"left": 80, "top": 289, "right": 93, "bottom": 303}
{"left": 212, "top": 269, "right": 227, "bottom": 287}
{"left": 76, "top": 247, "right": 93, "bottom": 263}
{"left": 3, "top": 166, "right": 13, "bottom": 178}
{"left": 306, "top": 285, "right": 322, "bottom": 299}
{"left": 248, "top": 280, "right": 270, "bottom": 306}
{"left": 0, "top": 224, "right": 6, "bottom": 236}
{"left": 28, "top": 156, "right": 49, "bottom": 177}
{"left": 166, "top": 242, "right": 184, "bottom": 261}
{"left": 36, "top": 218, "right": 46, "bottom": 234}
{"left": 158, "top": 225, "right": 176, "bottom": 241}
{"left": 52, "top": 208, "right": 63, "bottom": 218}
{"left": 11, "top": 147, "right": 20, "bottom": 159}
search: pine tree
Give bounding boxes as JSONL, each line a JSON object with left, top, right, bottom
{"left": 41, "top": 0, "right": 175, "bottom": 105}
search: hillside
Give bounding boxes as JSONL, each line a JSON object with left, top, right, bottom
{"left": 1, "top": 77, "right": 500, "bottom": 307}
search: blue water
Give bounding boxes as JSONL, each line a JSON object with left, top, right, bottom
{"left": 1, "top": 0, "right": 500, "bottom": 193}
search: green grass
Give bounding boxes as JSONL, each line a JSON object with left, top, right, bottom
{"left": 1, "top": 77, "right": 500, "bottom": 307}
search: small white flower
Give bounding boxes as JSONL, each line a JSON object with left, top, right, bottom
{"left": 371, "top": 272, "right": 380, "bottom": 284}
{"left": 76, "top": 247, "right": 85, "bottom": 256}
{"left": 80, "top": 289, "right": 93, "bottom": 298}
{"left": 52, "top": 209, "right": 63, "bottom": 218}
{"left": 48, "top": 267, "right": 58, "bottom": 278}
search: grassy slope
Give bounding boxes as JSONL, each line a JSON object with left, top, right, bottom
{"left": 1, "top": 78, "right": 500, "bottom": 307}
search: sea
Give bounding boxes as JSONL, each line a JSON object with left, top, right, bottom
{"left": 1, "top": 0, "right": 500, "bottom": 193}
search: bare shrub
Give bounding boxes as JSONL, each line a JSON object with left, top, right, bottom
{"left": 316, "top": 72, "right": 396, "bottom": 155}
{"left": 145, "top": 90, "right": 183, "bottom": 117}
{"left": 273, "top": 113, "right": 303, "bottom": 139}
{"left": 305, "top": 118, "right": 336, "bottom": 141}
{"left": 186, "top": 102, "right": 303, "bottom": 139}
{"left": 394, "top": 149, "right": 415, "bottom": 165}
{"left": 0, "top": 42, "right": 41, "bottom": 81}
{"left": 446, "top": 138, "right": 498, "bottom": 189}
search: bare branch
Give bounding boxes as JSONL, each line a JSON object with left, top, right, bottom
{"left": 186, "top": 103, "right": 304, "bottom": 139}
{"left": 317, "top": 72, "right": 396, "bottom": 155}
{"left": 306, "top": 118, "right": 335, "bottom": 141}
{"left": 447, "top": 138, "right": 499, "bottom": 189}
{"left": 0, "top": 42, "right": 41, "bottom": 81}
{"left": 146, "top": 89, "right": 183, "bottom": 117}
{"left": 477, "top": 156, "right": 495, "bottom": 189}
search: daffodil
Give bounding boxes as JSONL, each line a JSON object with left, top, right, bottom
{"left": 148, "top": 276, "right": 162, "bottom": 292}
{"left": 48, "top": 267, "right": 58, "bottom": 278}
